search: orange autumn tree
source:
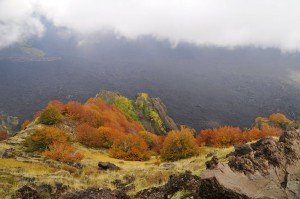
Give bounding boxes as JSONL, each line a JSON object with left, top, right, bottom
{"left": 24, "top": 126, "right": 69, "bottom": 152}
{"left": 43, "top": 142, "right": 83, "bottom": 163}
{"left": 161, "top": 128, "right": 199, "bottom": 161}
{"left": 75, "top": 123, "right": 101, "bottom": 148}
{"left": 137, "top": 131, "right": 161, "bottom": 151}
{"left": 109, "top": 134, "right": 150, "bottom": 161}
{"left": 198, "top": 125, "right": 283, "bottom": 148}
{"left": 197, "top": 126, "right": 242, "bottom": 147}
{"left": 86, "top": 98, "right": 143, "bottom": 134}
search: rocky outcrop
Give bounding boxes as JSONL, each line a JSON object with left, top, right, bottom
{"left": 135, "top": 171, "right": 201, "bottom": 199}
{"left": 98, "top": 161, "right": 120, "bottom": 171}
{"left": 136, "top": 130, "right": 300, "bottom": 199}
{"left": 96, "top": 90, "right": 178, "bottom": 135}
{"left": 0, "top": 112, "right": 19, "bottom": 135}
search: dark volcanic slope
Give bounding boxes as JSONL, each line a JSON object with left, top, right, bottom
{"left": 1, "top": 35, "right": 300, "bottom": 130}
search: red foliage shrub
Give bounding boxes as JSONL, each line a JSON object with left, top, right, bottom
{"left": 260, "top": 125, "right": 283, "bottom": 137}
{"left": 198, "top": 125, "right": 283, "bottom": 148}
{"left": 48, "top": 100, "right": 66, "bottom": 113}
{"left": 24, "top": 126, "right": 69, "bottom": 152}
{"left": 0, "top": 131, "right": 8, "bottom": 141}
{"left": 109, "top": 134, "right": 150, "bottom": 161}
{"left": 75, "top": 124, "right": 101, "bottom": 148}
{"left": 86, "top": 98, "right": 143, "bottom": 134}
{"left": 43, "top": 141, "right": 83, "bottom": 163}
{"left": 161, "top": 128, "right": 199, "bottom": 161}
{"left": 197, "top": 126, "right": 242, "bottom": 147}
{"left": 65, "top": 101, "right": 102, "bottom": 128}
{"left": 97, "top": 126, "right": 120, "bottom": 148}
{"left": 137, "top": 131, "right": 161, "bottom": 152}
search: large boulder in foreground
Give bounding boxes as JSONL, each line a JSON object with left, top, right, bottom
{"left": 136, "top": 130, "right": 300, "bottom": 199}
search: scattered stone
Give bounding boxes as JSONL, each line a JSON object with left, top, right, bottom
{"left": 98, "top": 161, "right": 120, "bottom": 171}
{"left": 159, "top": 162, "right": 175, "bottom": 170}
{"left": 205, "top": 156, "right": 219, "bottom": 169}
{"left": 14, "top": 185, "right": 39, "bottom": 199}
{"left": 135, "top": 171, "right": 200, "bottom": 199}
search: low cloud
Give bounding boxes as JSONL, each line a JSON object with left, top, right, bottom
{"left": 1, "top": 0, "right": 300, "bottom": 51}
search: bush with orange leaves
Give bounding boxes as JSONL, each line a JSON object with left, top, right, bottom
{"left": 43, "top": 141, "right": 83, "bottom": 163}
{"left": 65, "top": 101, "right": 102, "bottom": 128}
{"left": 75, "top": 124, "right": 101, "bottom": 148}
{"left": 75, "top": 124, "right": 121, "bottom": 149}
{"left": 137, "top": 131, "right": 162, "bottom": 153}
{"left": 197, "top": 126, "right": 242, "bottom": 147}
{"left": 24, "top": 126, "right": 69, "bottom": 152}
{"left": 161, "top": 128, "right": 199, "bottom": 161}
{"left": 86, "top": 98, "right": 143, "bottom": 134}
{"left": 109, "top": 134, "right": 150, "bottom": 161}
{"left": 198, "top": 125, "right": 283, "bottom": 148}
{"left": 0, "top": 131, "right": 8, "bottom": 141}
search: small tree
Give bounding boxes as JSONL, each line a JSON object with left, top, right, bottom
{"left": 137, "top": 131, "right": 161, "bottom": 151}
{"left": 161, "top": 128, "right": 199, "bottom": 161}
{"left": 75, "top": 124, "right": 101, "bottom": 148}
{"left": 109, "top": 134, "right": 150, "bottom": 161}
{"left": 39, "top": 106, "right": 63, "bottom": 125}
{"left": 43, "top": 141, "right": 83, "bottom": 163}
{"left": 24, "top": 127, "right": 69, "bottom": 152}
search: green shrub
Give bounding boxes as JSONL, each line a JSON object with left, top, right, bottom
{"left": 38, "top": 106, "right": 63, "bottom": 125}
{"left": 114, "top": 96, "right": 139, "bottom": 121}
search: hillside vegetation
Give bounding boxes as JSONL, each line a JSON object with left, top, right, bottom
{"left": 0, "top": 91, "right": 298, "bottom": 198}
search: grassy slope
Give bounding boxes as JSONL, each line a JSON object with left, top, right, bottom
{"left": 0, "top": 126, "right": 233, "bottom": 197}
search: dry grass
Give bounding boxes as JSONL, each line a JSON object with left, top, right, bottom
{"left": 0, "top": 136, "right": 234, "bottom": 197}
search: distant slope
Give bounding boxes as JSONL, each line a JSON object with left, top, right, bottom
{"left": 1, "top": 29, "right": 300, "bottom": 130}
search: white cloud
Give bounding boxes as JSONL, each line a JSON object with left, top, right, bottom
{"left": 0, "top": 0, "right": 44, "bottom": 49}
{"left": 1, "top": 0, "right": 300, "bottom": 51}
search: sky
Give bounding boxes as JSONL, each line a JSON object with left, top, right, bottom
{"left": 1, "top": 0, "right": 300, "bottom": 52}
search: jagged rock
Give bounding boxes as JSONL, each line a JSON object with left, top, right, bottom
{"left": 96, "top": 90, "right": 178, "bottom": 135}
{"left": 137, "top": 130, "right": 300, "bottom": 199}
{"left": 0, "top": 112, "right": 19, "bottom": 135}
{"left": 231, "top": 143, "right": 253, "bottom": 157}
{"left": 136, "top": 93, "right": 178, "bottom": 135}
{"left": 61, "top": 188, "right": 129, "bottom": 199}
{"left": 14, "top": 185, "right": 39, "bottom": 199}
{"left": 197, "top": 175, "right": 250, "bottom": 199}
{"left": 98, "top": 161, "right": 120, "bottom": 171}
{"left": 205, "top": 156, "right": 219, "bottom": 169}
{"left": 135, "top": 171, "right": 200, "bottom": 199}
